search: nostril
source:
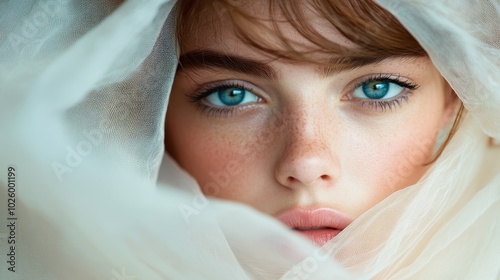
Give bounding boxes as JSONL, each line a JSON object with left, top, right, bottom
{"left": 286, "top": 177, "right": 297, "bottom": 184}
{"left": 286, "top": 174, "right": 330, "bottom": 186}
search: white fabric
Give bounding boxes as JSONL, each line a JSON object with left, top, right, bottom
{"left": 0, "top": 0, "right": 499, "bottom": 279}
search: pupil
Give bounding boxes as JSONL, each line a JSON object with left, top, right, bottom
{"left": 230, "top": 89, "right": 243, "bottom": 97}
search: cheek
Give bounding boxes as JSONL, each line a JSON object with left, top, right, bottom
{"left": 166, "top": 114, "right": 269, "bottom": 199}
{"left": 341, "top": 102, "right": 444, "bottom": 217}
{"left": 363, "top": 125, "right": 436, "bottom": 189}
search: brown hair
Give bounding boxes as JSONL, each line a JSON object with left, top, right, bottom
{"left": 176, "top": 0, "right": 428, "bottom": 61}
{"left": 175, "top": 0, "right": 464, "bottom": 163}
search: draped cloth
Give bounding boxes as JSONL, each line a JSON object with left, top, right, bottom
{"left": 0, "top": 0, "right": 499, "bottom": 279}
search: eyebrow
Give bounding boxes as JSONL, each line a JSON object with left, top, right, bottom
{"left": 320, "top": 56, "right": 391, "bottom": 76}
{"left": 178, "top": 49, "right": 416, "bottom": 79}
{"left": 178, "top": 50, "right": 277, "bottom": 79}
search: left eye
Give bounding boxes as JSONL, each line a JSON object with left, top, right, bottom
{"left": 205, "top": 87, "right": 259, "bottom": 106}
{"left": 352, "top": 81, "right": 404, "bottom": 100}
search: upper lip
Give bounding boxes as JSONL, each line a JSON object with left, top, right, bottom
{"left": 276, "top": 207, "right": 353, "bottom": 231}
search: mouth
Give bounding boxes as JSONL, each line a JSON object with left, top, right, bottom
{"left": 292, "top": 228, "right": 343, "bottom": 247}
{"left": 277, "top": 208, "right": 352, "bottom": 247}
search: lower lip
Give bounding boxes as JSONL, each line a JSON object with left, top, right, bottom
{"left": 294, "top": 229, "right": 342, "bottom": 247}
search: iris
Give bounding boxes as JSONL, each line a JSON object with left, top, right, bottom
{"left": 362, "top": 81, "right": 390, "bottom": 99}
{"left": 217, "top": 88, "right": 245, "bottom": 105}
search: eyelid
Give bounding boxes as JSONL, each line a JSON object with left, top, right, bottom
{"left": 187, "top": 79, "right": 265, "bottom": 104}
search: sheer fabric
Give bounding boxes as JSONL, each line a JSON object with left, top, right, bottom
{"left": 0, "top": 0, "right": 499, "bottom": 279}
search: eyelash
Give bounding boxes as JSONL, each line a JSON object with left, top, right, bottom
{"left": 187, "top": 75, "right": 420, "bottom": 117}
{"left": 350, "top": 74, "right": 420, "bottom": 112}
{"left": 187, "top": 81, "right": 260, "bottom": 118}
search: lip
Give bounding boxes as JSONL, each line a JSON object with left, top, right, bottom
{"left": 276, "top": 207, "right": 353, "bottom": 247}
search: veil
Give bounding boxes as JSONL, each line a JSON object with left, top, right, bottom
{"left": 0, "top": 0, "right": 499, "bottom": 279}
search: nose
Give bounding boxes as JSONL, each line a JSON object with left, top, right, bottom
{"left": 274, "top": 109, "right": 339, "bottom": 189}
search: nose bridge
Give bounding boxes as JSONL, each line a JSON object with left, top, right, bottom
{"left": 276, "top": 65, "right": 330, "bottom": 144}
{"left": 284, "top": 101, "right": 329, "bottom": 152}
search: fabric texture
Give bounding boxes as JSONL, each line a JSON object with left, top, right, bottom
{"left": 0, "top": 0, "right": 499, "bottom": 279}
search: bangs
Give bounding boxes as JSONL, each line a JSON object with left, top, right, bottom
{"left": 175, "top": 0, "right": 427, "bottom": 66}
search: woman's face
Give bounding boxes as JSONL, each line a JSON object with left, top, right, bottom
{"left": 166, "top": 1, "right": 457, "bottom": 246}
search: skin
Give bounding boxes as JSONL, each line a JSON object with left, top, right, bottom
{"left": 165, "top": 1, "right": 458, "bottom": 223}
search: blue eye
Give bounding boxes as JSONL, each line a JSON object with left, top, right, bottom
{"left": 353, "top": 81, "right": 404, "bottom": 100}
{"left": 205, "top": 87, "right": 259, "bottom": 106}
